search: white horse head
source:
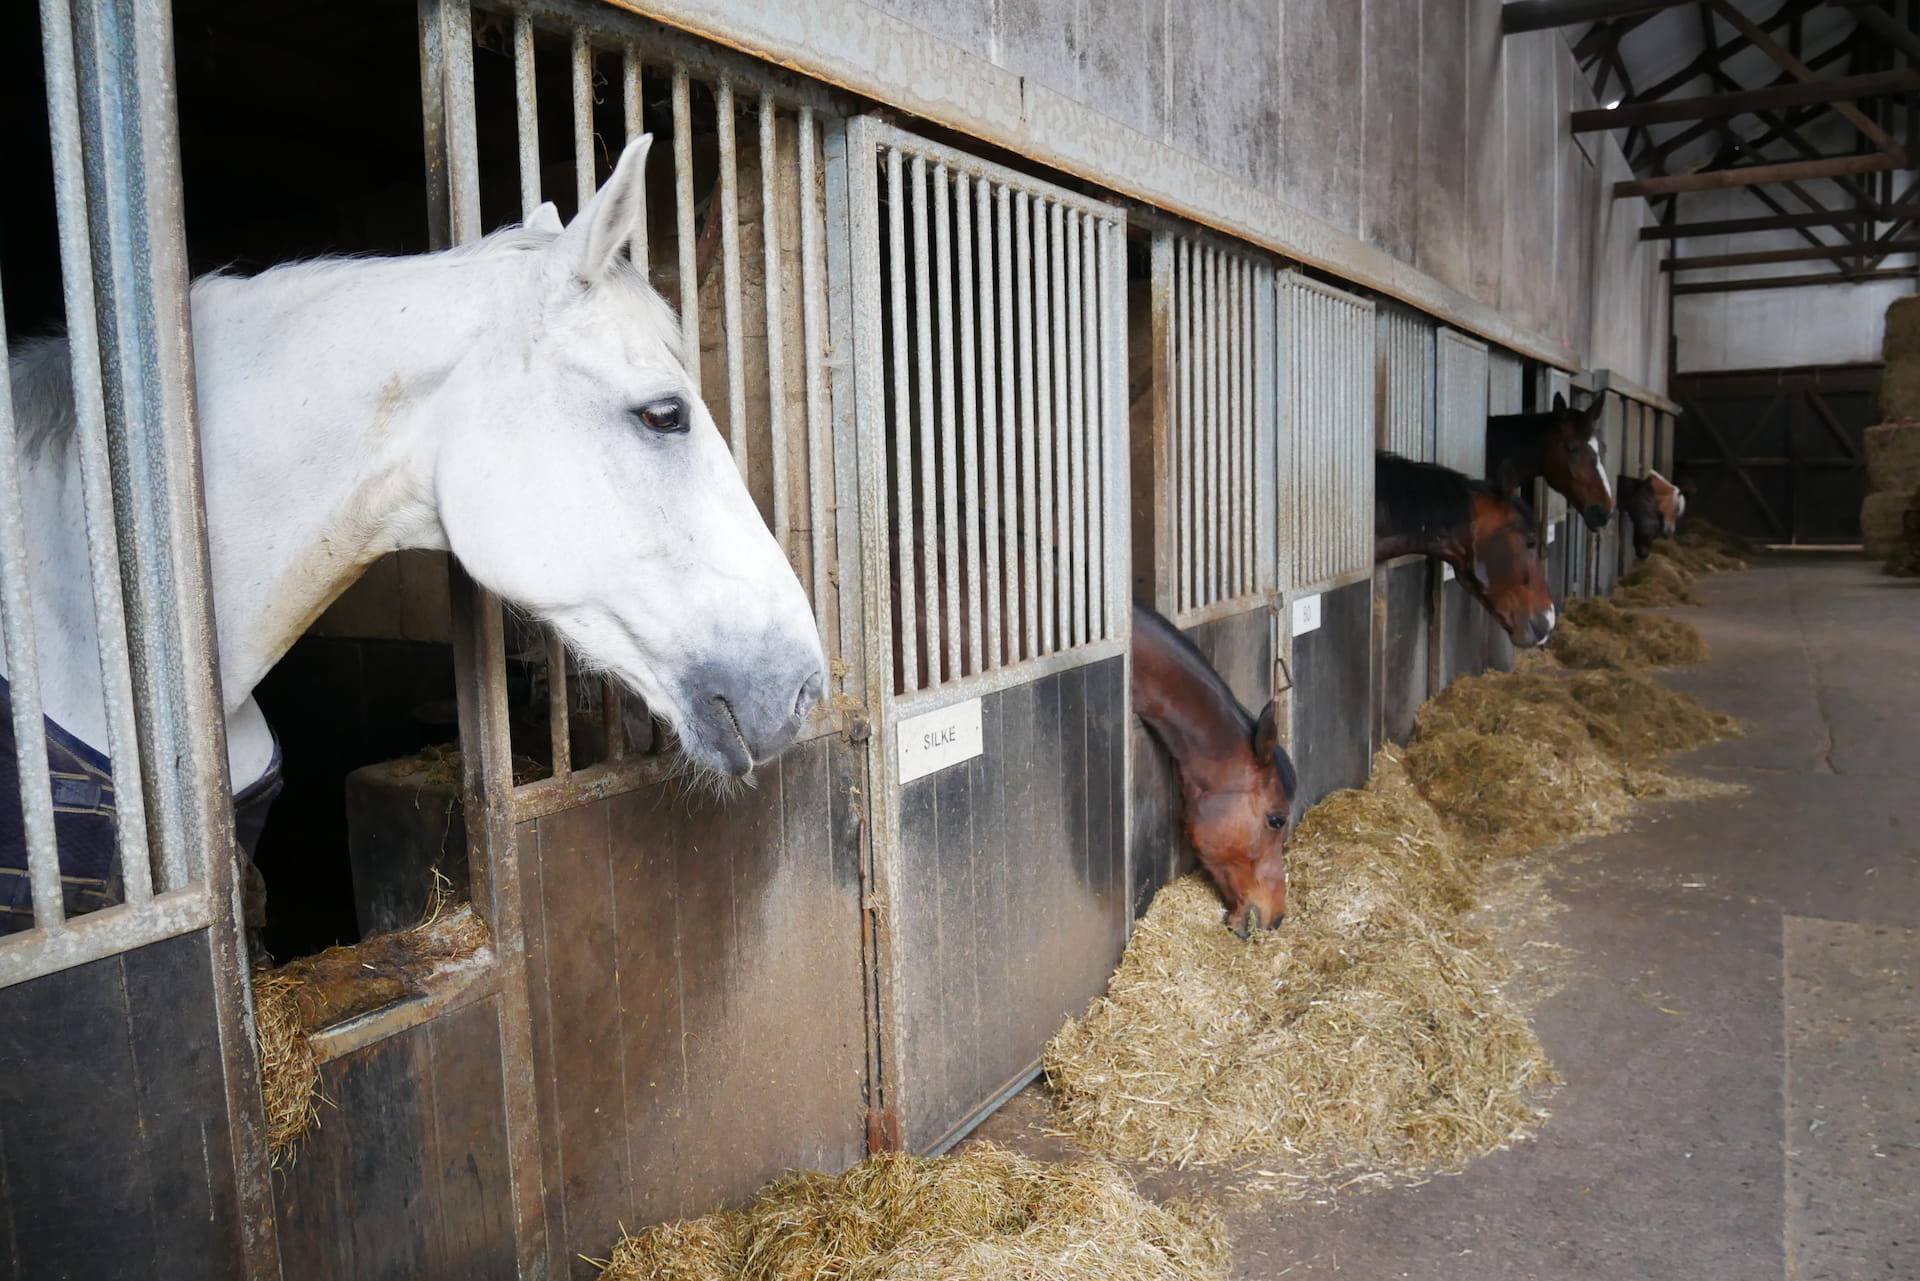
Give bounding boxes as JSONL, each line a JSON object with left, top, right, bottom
{"left": 422, "top": 138, "right": 823, "bottom": 774}
{"left": 10, "top": 134, "right": 823, "bottom": 784}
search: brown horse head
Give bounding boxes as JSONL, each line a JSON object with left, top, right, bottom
{"left": 1541, "top": 393, "right": 1614, "bottom": 532}
{"left": 1644, "top": 468, "right": 1685, "bottom": 538}
{"left": 1465, "top": 460, "right": 1556, "bottom": 648}
{"left": 1179, "top": 700, "right": 1297, "bottom": 937}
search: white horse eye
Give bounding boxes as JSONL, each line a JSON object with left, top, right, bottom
{"left": 633, "top": 397, "right": 687, "bottom": 434}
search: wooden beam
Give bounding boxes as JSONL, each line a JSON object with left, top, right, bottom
{"left": 1615, "top": 151, "right": 1903, "bottom": 196}
{"left": 1501, "top": 0, "right": 1693, "bottom": 33}
{"left": 1664, "top": 238, "right": 1920, "bottom": 269}
{"left": 1671, "top": 267, "right": 1919, "bottom": 293}
{"left": 1573, "top": 68, "right": 1920, "bottom": 132}
{"left": 1641, "top": 205, "right": 1920, "bottom": 239}
{"left": 1836, "top": 0, "right": 1920, "bottom": 64}
{"left": 1706, "top": 0, "right": 1907, "bottom": 159}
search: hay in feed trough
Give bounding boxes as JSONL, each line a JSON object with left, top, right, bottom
{"left": 1044, "top": 753, "right": 1554, "bottom": 1182}
{"left": 1649, "top": 535, "right": 1747, "bottom": 576}
{"left": 1611, "top": 553, "right": 1698, "bottom": 608}
{"left": 1548, "top": 597, "right": 1709, "bottom": 670}
{"left": 597, "top": 1143, "right": 1230, "bottom": 1281}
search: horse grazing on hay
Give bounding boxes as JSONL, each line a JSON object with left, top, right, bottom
{"left": 1374, "top": 451, "right": 1556, "bottom": 648}
{"left": 4, "top": 136, "right": 824, "bottom": 928}
{"left": 1132, "top": 601, "right": 1297, "bottom": 937}
{"left": 1617, "top": 469, "right": 1686, "bottom": 560}
{"left": 1487, "top": 392, "right": 1614, "bottom": 532}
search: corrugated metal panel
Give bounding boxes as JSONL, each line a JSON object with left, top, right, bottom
{"left": 853, "top": 120, "right": 1128, "bottom": 695}
{"left": 1157, "top": 231, "right": 1277, "bottom": 621}
{"left": 1279, "top": 272, "right": 1376, "bottom": 591}
{"left": 1436, "top": 327, "right": 1490, "bottom": 478}
{"left": 1380, "top": 305, "right": 1437, "bottom": 462}
{"left": 1487, "top": 349, "right": 1525, "bottom": 417}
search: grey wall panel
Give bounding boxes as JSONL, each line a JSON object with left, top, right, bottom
{"left": 1383, "top": 560, "right": 1432, "bottom": 745}
{"left": 1275, "top": 0, "right": 1365, "bottom": 233}
{"left": 1360, "top": 0, "right": 1421, "bottom": 262}
{"left": 1289, "top": 579, "right": 1374, "bottom": 808}
{"left": 1165, "top": 0, "right": 1280, "bottom": 192}
{"left": 1441, "top": 576, "right": 1488, "bottom": 686}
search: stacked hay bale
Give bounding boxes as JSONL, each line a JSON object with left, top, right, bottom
{"left": 1866, "top": 297, "right": 1920, "bottom": 567}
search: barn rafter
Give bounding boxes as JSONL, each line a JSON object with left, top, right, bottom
{"left": 1515, "top": 0, "right": 1920, "bottom": 292}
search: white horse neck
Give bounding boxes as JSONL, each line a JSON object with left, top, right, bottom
{"left": 9, "top": 243, "right": 528, "bottom": 786}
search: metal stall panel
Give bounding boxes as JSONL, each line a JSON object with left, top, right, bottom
{"left": 1542, "top": 366, "right": 1574, "bottom": 600}
{"left": 306, "top": 11, "right": 877, "bottom": 1278}
{"left": 0, "top": 0, "right": 270, "bottom": 1275}
{"left": 1376, "top": 305, "right": 1439, "bottom": 746}
{"left": 1593, "top": 391, "right": 1627, "bottom": 596}
{"left": 1131, "top": 230, "right": 1277, "bottom": 915}
{"left": 849, "top": 119, "right": 1130, "bottom": 1155}
{"left": 1482, "top": 349, "right": 1526, "bottom": 671}
{"left": 1435, "top": 328, "right": 1490, "bottom": 686}
{"left": 1279, "top": 273, "right": 1375, "bottom": 805}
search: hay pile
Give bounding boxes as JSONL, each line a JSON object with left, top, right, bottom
{"left": 597, "top": 1144, "right": 1230, "bottom": 1281}
{"left": 1861, "top": 422, "right": 1920, "bottom": 563}
{"left": 1402, "top": 667, "right": 1737, "bottom": 858}
{"left": 1045, "top": 662, "right": 1738, "bottom": 1189}
{"left": 252, "top": 899, "right": 489, "bottom": 1161}
{"left": 1045, "top": 753, "right": 1553, "bottom": 1181}
{"left": 1548, "top": 597, "right": 1709, "bottom": 670}
{"left": 1880, "top": 297, "right": 1920, "bottom": 419}
{"left": 1612, "top": 553, "right": 1699, "bottom": 607}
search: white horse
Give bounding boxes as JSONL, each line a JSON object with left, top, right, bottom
{"left": 5, "top": 136, "right": 824, "bottom": 807}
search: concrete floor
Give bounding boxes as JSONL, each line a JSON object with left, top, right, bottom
{"left": 973, "top": 556, "right": 1920, "bottom": 1280}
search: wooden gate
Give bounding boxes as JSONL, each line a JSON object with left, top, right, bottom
{"left": 848, "top": 119, "right": 1132, "bottom": 1155}
{"left": 1672, "top": 364, "right": 1879, "bottom": 544}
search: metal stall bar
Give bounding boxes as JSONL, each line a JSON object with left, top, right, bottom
{"left": 718, "top": 80, "right": 749, "bottom": 479}
{"left": 887, "top": 149, "right": 918, "bottom": 690}
{"left": 762, "top": 94, "right": 792, "bottom": 558}
{"left": 957, "top": 174, "right": 983, "bottom": 676}
{"left": 800, "top": 107, "right": 832, "bottom": 641}
{"left": 911, "top": 156, "right": 941, "bottom": 686}
{"left": 1064, "top": 210, "right": 1084, "bottom": 650}
{"left": 672, "top": 66, "right": 700, "bottom": 395}
{"left": 935, "top": 164, "right": 962, "bottom": 682}
{"left": 1016, "top": 190, "right": 1039, "bottom": 662}
{"left": 987, "top": 181, "right": 1010, "bottom": 669}
{"left": 1281, "top": 272, "right": 1377, "bottom": 592}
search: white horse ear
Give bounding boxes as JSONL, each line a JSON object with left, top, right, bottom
{"left": 557, "top": 134, "right": 654, "bottom": 285}
{"left": 524, "top": 202, "right": 563, "bottom": 235}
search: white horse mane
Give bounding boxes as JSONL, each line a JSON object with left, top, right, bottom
{"left": 7, "top": 222, "right": 684, "bottom": 459}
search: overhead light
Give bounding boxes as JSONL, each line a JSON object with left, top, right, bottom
{"left": 1604, "top": 98, "right": 1622, "bottom": 110}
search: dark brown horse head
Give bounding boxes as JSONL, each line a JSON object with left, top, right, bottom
{"left": 1181, "top": 700, "right": 1297, "bottom": 937}
{"left": 1541, "top": 393, "right": 1614, "bottom": 532}
{"left": 1466, "top": 460, "right": 1556, "bottom": 648}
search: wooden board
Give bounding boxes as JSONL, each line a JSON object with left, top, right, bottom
{"left": 0, "top": 930, "right": 243, "bottom": 1281}
{"left": 893, "top": 658, "right": 1128, "bottom": 1153}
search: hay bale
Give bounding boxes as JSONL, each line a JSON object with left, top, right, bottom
{"left": 1885, "top": 296, "right": 1920, "bottom": 363}
{"left": 253, "top": 899, "right": 490, "bottom": 1164}
{"left": 1879, "top": 364, "right": 1920, "bottom": 422}
{"left": 1045, "top": 754, "right": 1554, "bottom": 1183}
{"left": 1612, "top": 554, "right": 1699, "bottom": 608}
{"left": 1549, "top": 597, "right": 1709, "bottom": 670}
{"left": 597, "top": 1144, "right": 1230, "bottom": 1281}
{"left": 1864, "top": 421, "right": 1920, "bottom": 497}
{"left": 1862, "top": 490, "right": 1911, "bottom": 559}
{"left": 1886, "top": 495, "right": 1920, "bottom": 577}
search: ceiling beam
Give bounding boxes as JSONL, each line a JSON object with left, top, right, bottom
{"left": 1706, "top": 0, "right": 1906, "bottom": 158}
{"left": 1631, "top": 0, "right": 1823, "bottom": 105}
{"left": 1671, "top": 267, "right": 1919, "bottom": 294}
{"left": 1663, "top": 238, "right": 1920, "bottom": 270}
{"left": 1616, "top": 151, "right": 1903, "bottom": 197}
{"left": 1501, "top": 0, "right": 1693, "bottom": 34}
{"left": 1834, "top": 0, "right": 1920, "bottom": 64}
{"left": 1640, "top": 204, "right": 1920, "bottom": 239}
{"left": 1573, "top": 68, "right": 1920, "bottom": 132}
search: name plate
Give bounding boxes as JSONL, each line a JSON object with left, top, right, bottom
{"left": 1290, "top": 592, "right": 1322, "bottom": 635}
{"left": 1442, "top": 563, "right": 1456, "bottom": 581}
{"left": 1548, "top": 523, "right": 1559, "bottom": 544}
{"left": 897, "top": 697, "right": 984, "bottom": 785}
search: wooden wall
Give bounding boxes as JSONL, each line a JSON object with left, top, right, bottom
{"left": 893, "top": 658, "right": 1129, "bottom": 1154}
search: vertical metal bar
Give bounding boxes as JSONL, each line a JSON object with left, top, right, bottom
{"left": 1204, "top": 248, "right": 1220, "bottom": 607}
{"left": 545, "top": 631, "right": 570, "bottom": 777}
{"left": 886, "top": 148, "right": 918, "bottom": 690}
{"left": 760, "top": 95, "right": 791, "bottom": 555}
{"left": 909, "top": 155, "right": 943, "bottom": 682}
{"left": 514, "top": 15, "right": 540, "bottom": 216}
{"left": 36, "top": 0, "right": 154, "bottom": 895}
{"left": 1226, "top": 255, "right": 1243, "bottom": 599}
{"left": 1240, "top": 261, "right": 1256, "bottom": 595}
{"left": 1033, "top": 198, "right": 1056, "bottom": 655}
{"left": 672, "top": 66, "right": 701, "bottom": 394}
{"left": 1063, "top": 210, "right": 1085, "bottom": 649}
{"left": 975, "top": 178, "right": 1003, "bottom": 671}
{"left": 996, "top": 184, "right": 1020, "bottom": 662}
{"left": 0, "top": 272, "right": 66, "bottom": 924}
{"left": 956, "top": 174, "right": 984, "bottom": 675}
{"left": 933, "top": 165, "right": 962, "bottom": 682}
{"left": 1176, "top": 239, "right": 1193, "bottom": 615}
{"left": 799, "top": 108, "right": 832, "bottom": 643}
{"left": 1080, "top": 211, "right": 1104, "bottom": 642}
{"left": 623, "top": 49, "right": 648, "bottom": 270}
{"left": 571, "top": 30, "right": 594, "bottom": 213}
{"left": 1016, "top": 190, "right": 1040, "bottom": 661}
{"left": 718, "top": 79, "right": 748, "bottom": 478}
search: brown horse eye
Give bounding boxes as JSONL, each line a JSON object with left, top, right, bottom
{"left": 633, "top": 397, "right": 687, "bottom": 434}
{"left": 1266, "top": 813, "right": 1286, "bottom": 830}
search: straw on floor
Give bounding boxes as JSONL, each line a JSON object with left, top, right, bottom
{"left": 1547, "top": 597, "right": 1709, "bottom": 670}
{"left": 1611, "top": 553, "right": 1698, "bottom": 608}
{"left": 597, "top": 1143, "right": 1231, "bottom": 1281}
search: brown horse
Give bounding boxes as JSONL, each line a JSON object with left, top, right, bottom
{"left": 1132, "top": 601, "right": 1297, "bottom": 936}
{"left": 1374, "top": 451, "right": 1556, "bottom": 647}
{"left": 1617, "top": 469, "right": 1685, "bottom": 560}
{"left": 1487, "top": 392, "right": 1614, "bottom": 531}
